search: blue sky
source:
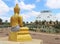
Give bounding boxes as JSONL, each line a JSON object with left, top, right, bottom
{"left": 0, "top": 0, "right": 60, "bottom": 22}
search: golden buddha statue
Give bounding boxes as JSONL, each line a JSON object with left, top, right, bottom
{"left": 10, "top": 4, "right": 23, "bottom": 32}
{"left": 10, "top": 4, "right": 23, "bottom": 27}
{"left": 9, "top": 4, "right": 32, "bottom": 42}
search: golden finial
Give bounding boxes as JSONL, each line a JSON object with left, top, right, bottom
{"left": 14, "top": 4, "right": 20, "bottom": 14}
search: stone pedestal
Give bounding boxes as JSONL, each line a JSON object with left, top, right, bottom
{"left": 9, "top": 27, "right": 32, "bottom": 42}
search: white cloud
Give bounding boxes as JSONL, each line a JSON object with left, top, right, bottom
{"left": 55, "top": 13, "right": 60, "bottom": 21}
{"left": 21, "top": 14, "right": 30, "bottom": 22}
{"left": 21, "top": 11, "right": 40, "bottom": 22}
{"left": 19, "top": 1, "right": 36, "bottom": 10}
{"left": 0, "top": 0, "right": 10, "bottom": 15}
{"left": 20, "top": 0, "right": 24, "bottom": 1}
{"left": 3, "top": 0, "right": 12, "bottom": 1}
{"left": 0, "top": 16, "right": 10, "bottom": 22}
{"left": 45, "top": 0, "right": 60, "bottom": 9}
{"left": 31, "top": 11, "right": 40, "bottom": 17}
{"left": 10, "top": 7, "right": 13, "bottom": 11}
{"left": 15, "top": 0, "right": 19, "bottom": 4}
{"left": 15, "top": 0, "right": 36, "bottom": 10}
{"left": 21, "top": 14, "right": 30, "bottom": 19}
{"left": 36, "top": 12, "right": 57, "bottom": 21}
{"left": 0, "top": 0, "right": 36, "bottom": 22}
{"left": 21, "top": 11, "right": 60, "bottom": 22}
{"left": 36, "top": 0, "right": 40, "bottom": 2}
{"left": 0, "top": 0, "right": 13, "bottom": 22}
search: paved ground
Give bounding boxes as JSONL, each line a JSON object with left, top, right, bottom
{"left": 30, "top": 31, "right": 60, "bottom": 44}
{"left": 0, "top": 37, "right": 42, "bottom": 44}
{"left": 0, "top": 28, "right": 60, "bottom": 44}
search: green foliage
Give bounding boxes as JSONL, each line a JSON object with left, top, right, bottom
{"left": 42, "top": 20, "right": 46, "bottom": 25}
{"left": 53, "top": 24, "right": 60, "bottom": 29}
{"left": 0, "top": 18, "right": 2, "bottom": 25}
{"left": 0, "top": 18, "right": 2, "bottom": 22}
{"left": 53, "top": 24, "right": 60, "bottom": 33}
{"left": 35, "top": 20, "right": 39, "bottom": 24}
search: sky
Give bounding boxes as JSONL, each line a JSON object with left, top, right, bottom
{"left": 0, "top": 0, "right": 60, "bottom": 22}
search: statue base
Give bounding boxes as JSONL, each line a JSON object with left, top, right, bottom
{"left": 0, "top": 37, "right": 43, "bottom": 44}
{"left": 9, "top": 27, "right": 32, "bottom": 42}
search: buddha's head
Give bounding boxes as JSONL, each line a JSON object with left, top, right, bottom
{"left": 14, "top": 4, "right": 20, "bottom": 14}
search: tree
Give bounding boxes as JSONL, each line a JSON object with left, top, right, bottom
{"left": 30, "top": 22, "right": 33, "bottom": 24}
{"left": 49, "top": 20, "right": 52, "bottom": 24}
{"left": 39, "top": 21, "right": 42, "bottom": 25}
{"left": 42, "top": 20, "right": 46, "bottom": 25}
{"left": 53, "top": 24, "right": 60, "bottom": 33}
{"left": 26, "top": 22, "right": 28, "bottom": 24}
{"left": 35, "top": 20, "right": 39, "bottom": 24}
{"left": 23, "top": 21, "right": 25, "bottom": 24}
{"left": 0, "top": 18, "right": 2, "bottom": 25}
{"left": 56, "top": 20, "right": 58, "bottom": 24}
{"left": 53, "top": 24, "right": 60, "bottom": 29}
{"left": 23, "top": 21, "right": 25, "bottom": 26}
{"left": 5, "top": 20, "right": 8, "bottom": 23}
{"left": 4, "top": 20, "right": 8, "bottom": 25}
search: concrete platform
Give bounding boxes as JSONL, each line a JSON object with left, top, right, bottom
{"left": 0, "top": 37, "right": 43, "bottom": 44}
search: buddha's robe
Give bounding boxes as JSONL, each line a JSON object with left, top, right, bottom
{"left": 10, "top": 13, "right": 23, "bottom": 31}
